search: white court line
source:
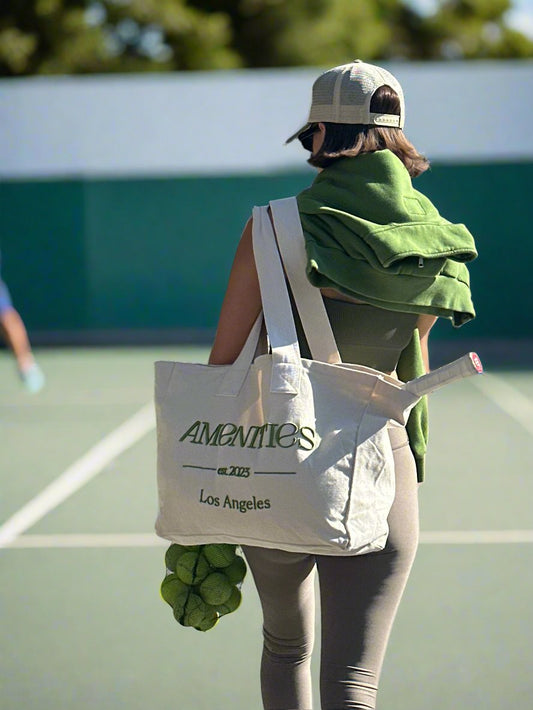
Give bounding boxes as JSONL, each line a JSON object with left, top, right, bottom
{"left": 470, "top": 373, "right": 533, "bottom": 436}
{"left": 2, "top": 530, "right": 533, "bottom": 548}
{"left": 420, "top": 530, "right": 533, "bottom": 544}
{"left": 4, "top": 533, "right": 166, "bottom": 548}
{"left": 0, "top": 403, "right": 155, "bottom": 548}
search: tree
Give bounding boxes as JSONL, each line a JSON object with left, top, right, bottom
{"left": 393, "top": 0, "right": 533, "bottom": 59}
{"left": 0, "top": 0, "right": 531, "bottom": 77}
{"left": 192, "top": 0, "right": 403, "bottom": 68}
{"left": 0, "top": 0, "right": 241, "bottom": 76}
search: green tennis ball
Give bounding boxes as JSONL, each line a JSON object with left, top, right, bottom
{"left": 223, "top": 555, "right": 247, "bottom": 585}
{"left": 175, "top": 550, "right": 211, "bottom": 586}
{"left": 182, "top": 593, "right": 208, "bottom": 628}
{"left": 203, "top": 543, "right": 236, "bottom": 568}
{"left": 165, "top": 544, "right": 200, "bottom": 573}
{"left": 194, "top": 608, "right": 219, "bottom": 632}
{"left": 164, "top": 544, "right": 182, "bottom": 572}
{"left": 160, "top": 573, "right": 190, "bottom": 607}
{"left": 215, "top": 586, "right": 242, "bottom": 616}
{"left": 199, "top": 572, "right": 233, "bottom": 606}
{"left": 172, "top": 590, "right": 190, "bottom": 624}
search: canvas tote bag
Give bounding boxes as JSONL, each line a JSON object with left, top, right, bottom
{"left": 155, "top": 198, "right": 482, "bottom": 555}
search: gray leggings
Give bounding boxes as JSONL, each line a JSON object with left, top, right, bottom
{"left": 242, "top": 426, "right": 419, "bottom": 710}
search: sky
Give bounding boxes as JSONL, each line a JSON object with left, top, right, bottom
{"left": 406, "top": 0, "right": 533, "bottom": 39}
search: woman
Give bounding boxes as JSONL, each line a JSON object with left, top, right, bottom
{"left": 209, "top": 61, "right": 476, "bottom": 710}
{"left": 0, "top": 250, "right": 45, "bottom": 393}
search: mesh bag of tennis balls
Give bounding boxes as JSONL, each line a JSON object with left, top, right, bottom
{"left": 160, "top": 543, "right": 246, "bottom": 632}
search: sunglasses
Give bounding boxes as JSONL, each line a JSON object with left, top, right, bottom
{"left": 298, "top": 124, "right": 319, "bottom": 152}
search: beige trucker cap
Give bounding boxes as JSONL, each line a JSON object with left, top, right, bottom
{"left": 286, "top": 59, "right": 405, "bottom": 144}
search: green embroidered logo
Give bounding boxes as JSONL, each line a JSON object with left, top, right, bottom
{"left": 179, "top": 421, "right": 316, "bottom": 451}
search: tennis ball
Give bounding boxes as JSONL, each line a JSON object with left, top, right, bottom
{"left": 172, "top": 590, "right": 190, "bottom": 624}
{"left": 215, "top": 586, "right": 242, "bottom": 616}
{"left": 181, "top": 593, "right": 208, "bottom": 628}
{"left": 164, "top": 544, "right": 190, "bottom": 573}
{"left": 175, "top": 550, "right": 211, "bottom": 586}
{"left": 194, "top": 608, "right": 219, "bottom": 632}
{"left": 203, "top": 543, "right": 236, "bottom": 568}
{"left": 223, "top": 555, "right": 247, "bottom": 585}
{"left": 199, "top": 572, "right": 233, "bottom": 606}
{"left": 160, "top": 573, "right": 190, "bottom": 607}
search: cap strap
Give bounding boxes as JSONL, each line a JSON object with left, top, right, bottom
{"left": 369, "top": 112, "right": 402, "bottom": 127}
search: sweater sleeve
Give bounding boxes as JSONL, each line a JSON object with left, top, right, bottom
{"left": 396, "top": 329, "right": 429, "bottom": 483}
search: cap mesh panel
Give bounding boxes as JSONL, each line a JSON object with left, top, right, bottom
{"left": 341, "top": 70, "right": 371, "bottom": 106}
{"left": 312, "top": 72, "right": 338, "bottom": 105}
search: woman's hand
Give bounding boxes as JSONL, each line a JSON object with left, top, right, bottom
{"left": 208, "top": 218, "right": 262, "bottom": 365}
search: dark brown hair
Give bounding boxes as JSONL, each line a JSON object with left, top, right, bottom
{"left": 307, "top": 85, "right": 430, "bottom": 177}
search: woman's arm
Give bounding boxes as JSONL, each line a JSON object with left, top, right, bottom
{"left": 208, "top": 218, "right": 262, "bottom": 365}
{"left": 416, "top": 314, "right": 438, "bottom": 373}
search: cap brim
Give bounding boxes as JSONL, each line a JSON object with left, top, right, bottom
{"left": 285, "top": 122, "right": 312, "bottom": 145}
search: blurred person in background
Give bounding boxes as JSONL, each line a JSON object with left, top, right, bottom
{"left": 0, "top": 250, "right": 45, "bottom": 393}
{"left": 209, "top": 60, "right": 477, "bottom": 709}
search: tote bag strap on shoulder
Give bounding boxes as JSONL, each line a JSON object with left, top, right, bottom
{"left": 252, "top": 205, "right": 306, "bottom": 395}
{"left": 219, "top": 204, "right": 305, "bottom": 397}
{"left": 270, "top": 197, "right": 341, "bottom": 365}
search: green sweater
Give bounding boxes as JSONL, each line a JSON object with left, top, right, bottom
{"left": 296, "top": 150, "right": 477, "bottom": 481}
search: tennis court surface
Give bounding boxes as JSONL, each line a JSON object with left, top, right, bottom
{"left": 1, "top": 346, "right": 532, "bottom": 710}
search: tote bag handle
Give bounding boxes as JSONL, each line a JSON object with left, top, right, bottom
{"left": 219, "top": 204, "right": 306, "bottom": 397}
{"left": 270, "top": 197, "right": 342, "bottom": 365}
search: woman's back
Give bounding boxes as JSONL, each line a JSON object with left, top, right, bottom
{"left": 293, "top": 295, "right": 418, "bottom": 374}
